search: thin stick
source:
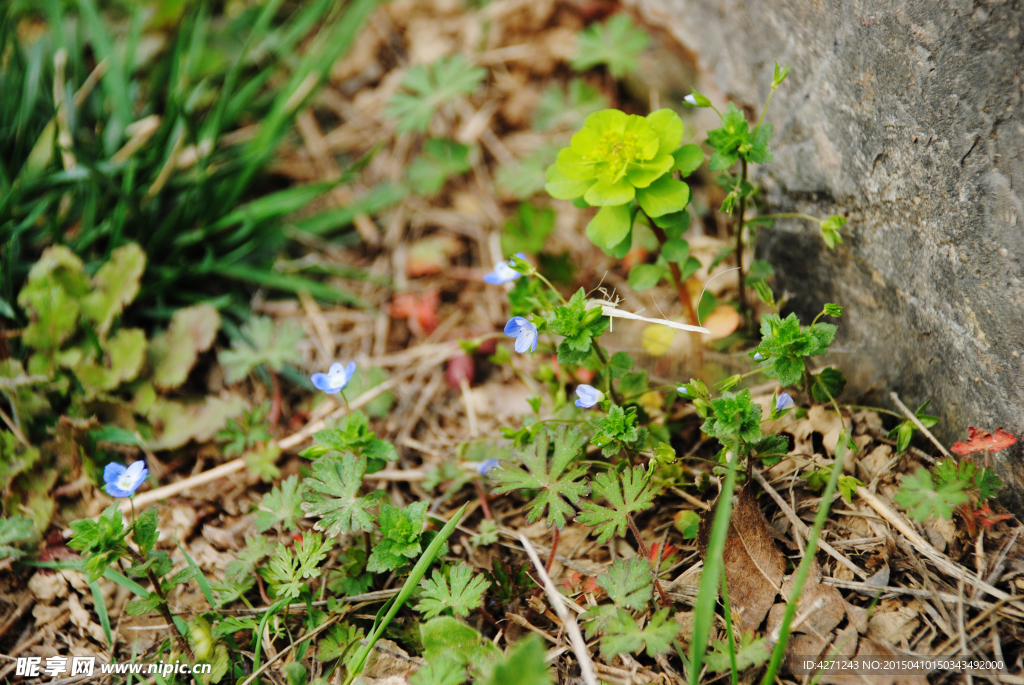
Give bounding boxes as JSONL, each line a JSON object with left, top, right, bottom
{"left": 890, "top": 392, "right": 952, "bottom": 459}
{"left": 545, "top": 527, "right": 560, "bottom": 574}
{"left": 752, "top": 469, "right": 867, "bottom": 579}
{"left": 119, "top": 376, "right": 403, "bottom": 513}
{"left": 856, "top": 486, "right": 1024, "bottom": 610}
{"left": 600, "top": 305, "right": 711, "bottom": 334}
{"left": 519, "top": 533, "right": 598, "bottom": 685}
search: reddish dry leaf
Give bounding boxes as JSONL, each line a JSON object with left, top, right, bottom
{"left": 976, "top": 503, "right": 1014, "bottom": 528}
{"left": 391, "top": 290, "right": 440, "bottom": 335}
{"left": 950, "top": 426, "right": 1018, "bottom": 455}
{"left": 445, "top": 354, "right": 475, "bottom": 389}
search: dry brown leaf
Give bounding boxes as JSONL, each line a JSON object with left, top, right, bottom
{"left": 767, "top": 562, "right": 845, "bottom": 638}
{"left": 867, "top": 598, "right": 921, "bottom": 644}
{"left": 28, "top": 572, "right": 68, "bottom": 602}
{"left": 703, "top": 304, "right": 741, "bottom": 339}
{"left": 698, "top": 486, "right": 784, "bottom": 631}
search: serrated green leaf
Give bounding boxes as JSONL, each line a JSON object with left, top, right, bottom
{"left": 367, "top": 501, "right": 429, "bottom": 573}
{"left": 490, "top": 425, "right": 590, "bottom": 530}
{"left": 600, "top": 608, "right": 676, "bottom": 657}
{"left": 812, "top": 366, "right": 847, "bottom": 403}
{"left": 594, "top": 557, "right": 653, "bottom": 610}
{"left": 480, "top": 635, "right": 550, "bottom": 685}
{"left": 571, "top": 14, "right": 650, "bottom": 79}
{"left": 266, "top": 531, "right": 332, "bottom": 599}
{"left": 576, "top": 466, "right": 658, "bottom": 544}
{"left": 255, "top": 475, "right": 305, "bottom": 532}
{"left": 125, "top": 595, "right": 163, "bottom": 617}
{"left": 415, "top": 564, "right": 490, "bottom": 619}
{"left": 133, "top": 508, "right": 159, "bottom": 555}
{"left": 705, "top": 630, "right": 770, "bottom": 673}
{"left": 386, "top": 55, "right": 486, "bottom": 134}
{"left": 218, "top": 316, "right": 304, "bottom": 383}
{"left": 408, "top": 139, "right": 472, "bottom": 196}
{"left": 319, "top": 622, "right": 365, "bottom": 662}
{"left": 302, "top": 454, "right": 375, "bottom": 537}
{"left": 894, "top": 467, "right": 970, "bottom": 521}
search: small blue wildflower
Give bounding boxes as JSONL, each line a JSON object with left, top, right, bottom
{"left": 754, "top": 352, "right": 764, "bottom": 360}
{"left": 683, "top": 94, "right": 698, "bottom": 105}
{"left": 504, "top": 316, "right": 538, "bottom": 354}
{"left": 104, "top": 461, "right": 148, "bottom": 498}
{"left": 574, "top": 384, "right": 604, "bottom": 409}
{"left": 776, "top": 392, "right": 794, "bottom": 412}
{"left": 477, "top": 459, "right": 500, "bottom": 476}
{"left": 677, "top": 386, "right": 688, "bottom": 395}
{"left": 483, "top": 253, "right": 527, "bottom": 285}
{"left": 311, "top": 361, "right": 357, "bottom": 395}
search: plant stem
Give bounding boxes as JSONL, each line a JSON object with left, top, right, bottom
{"left": 735, "top": 158, "right": 749, "bottom": 320}
{"left": 269, "top": 369, "right": 282, "bottom": 428}
{"left": 545, "top": 527, "right": 560, "bottom": 573}
{"left": 720, "top": 566, "right": 740, "bottom": 685}
{"left": 591, "top": 343, "right": 623, "bottom": 406}
{"left": 126, "top": 547, "right": 191, "bottom": 656}
{"left": 646, "top": 219, "right": 699, "bottom": 327}
{"left": 625, "top": 514, "right": 669, "bottom": 606}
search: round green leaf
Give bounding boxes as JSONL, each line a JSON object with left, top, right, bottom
{"left": 544, "top": 164, "right": 592, "bottom": 200}
{"left": 679, "top": 256, "right": 702, "bottom": 281}
{"left": 661, "top": 238, "right": 689, "bottom": 263}
{"left": 586, "top": 204, "right": 632, "bottom": 250}
{"left": 635, "top": 175, "right": 690, "bottom": 218}
{"left": 672, "top": 144, "right": 704, "bottom": 176}
{"left": 628, "top": 264, "right": 664, "bottom": 291}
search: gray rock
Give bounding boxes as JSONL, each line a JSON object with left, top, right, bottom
{"left": 629, "top": 0, "right": 1024, "bottom": 508}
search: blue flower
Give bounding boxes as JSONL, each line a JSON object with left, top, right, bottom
{"left": 776, "top": 392, "right": 794, "bottom": 412}
{"left": 503, "top": 317, "right": 538, "bottom": 354}
{"left": 754, "top": 352, "right": 764, "bottom": 360}
{"left": 575, "top": 384, "right": 604, "bottom": 409}
{"left": 311, "top": 361, "right": 357, "bottom": 395}
{"left": 477, "top": 459, "right": 500, "bottom": 476}
{"left": 483, "top": 253, "right": 527, "bottom": 285}
{"left": 677, "top": 386, "right": 688, "bottom": 396}
{"left": 104, "top": 461, "right": 148, "bottom": 498}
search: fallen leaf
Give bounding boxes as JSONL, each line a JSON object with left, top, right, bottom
{"left": 698, "top": 486, "right": 785, "bottom": 631}
{"left": 976, "top": 503, "right": 1014, "bottom": 528}
{"left": 406, "top": 236, "right": 461, "bottom": 277}
{"left": 391, "top": 290, "right": 440, "bottom": 335}
{"left": 703, "top": 304, "right": 741, "bottom": 339}
{"left": 767, "top": 561, "right": 845, "bottom": 638}
{"left": 951, "top": 426, "right": 1018, "bottom": 455}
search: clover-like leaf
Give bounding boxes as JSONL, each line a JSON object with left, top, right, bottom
{"left": 415, "top": 564, "right": 490, "bottom": 619}
{"left": 576, "top": 466, "right": 658, "bottom": 544}
{"left": 302, "top": 454, "right": 375, "bottom": 537}
{"left": 490, "top": 425, "right": 590, "bottom": 530}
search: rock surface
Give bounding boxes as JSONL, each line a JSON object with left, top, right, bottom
{"left": 629, "top": 0, "right": 1024, "bottom": 509}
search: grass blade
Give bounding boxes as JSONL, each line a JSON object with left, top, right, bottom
{"left": 688, "top": 453, "right": 739, "bottom": 683}
{"left": 760, "top": 430, "right": 850, "bottom": 685}
{"left": 720, "top": 566, "right": 739, "bottom": 685}
{"left": 90, "top": 580, "right": 112, "bottom": 647}
{"left": 344, "top": 503, "right": 469, "bottom": 684}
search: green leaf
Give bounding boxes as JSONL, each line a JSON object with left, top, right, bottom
{"left": 544, "top": 163, "right": 592, "bottom": 200}
{"left": 133, "top": 508, "right": 159, "bottom": 555}
{"left": 224, "top": 536, "right": 278, "bottom": 585}
{"left": 319, "top": 622, "right": 365, "bottom": 662}
{"left": 266, "top": 531, "right": 332, "bottom": 599}
{"left": 386, "top": 55, "right": 486, "bottom": 134}
{"left": 410, "top": 660, "right": 466, "bottom": 685}
{"left": 125, "top": 595, "right": 163, "bottom": 617}
{"left": 672, "top": 144, "right": 704, "bottom": 176}
{"left": 415, "top": 564, "right": 490, "bottom": 619}
{"left": 674, "top": 510, "right": 700, "bottom": 539}
{"left": 302, "top": 454, "right": 375, "bottom": 537}
{"left": 586, "top": 204, "right": 633, "bottom": 250}
{"left": 218, "top": 316, "right": 305, "bottom": 383}
{"left": 838, "top": 476, "right": 865, "bottom": 503}
{"left": 894, "top": 468, "right": 970, "bottom": 521}
{"left": 255, "top": 475, "right": 305, "bottom": 532}
{"left": 148, "top": 304, "right": 221, "bottom": 390}
{"left": 534, "top": 79, "right": 608, "bottom": 132}
{"left": 501, "top": 203, "right": 556, "bottom": 255}
{"left": 408, "top": 139, "right": 472, "bottom": 196}
{"left": 752, "top": 434, "right": 789, "bottom": 466}
{"left": 705, "top": 103, "right": 748, "bottom": 171}
{"left": 0, "top": 516, "right": 37, "bottom": 559}
{"left": 705, "top": 630, "right": 770, "bottom": 673}
{"left": 700, "top": 390, "right": 762, "bottom": 453}
{"left": 80, "top": 243, "right": 146, "bottom": 337}
{"left": 811, "top": 367, "right": 847, "bottom": 403}
{"left": 571, "top": 14, "right": 650, "bottom": 79}
{"left": 589, "top": 405, "right": 644, "bottom": 457}
{"left": 661, "top": 238, "right": 690, "bottom": 263}
{"left": 480, "top": 635, "right": 551, "bottom": 685}
{"left": 627, "top": 264, "right": 664, "bottom": 291}
{"left": 594, "top": 557, "right": 653, "bottom": 610}
{"left": 600, "top": 608, "right": 677, "bottom": 658}
{"left": 576, "top": 466, "right": 658, "bottom": 544}
{"left": 976, "top": 468, "right": 1002, "bottom": 501}
{"left": 367, "top": 501, "right": 430, "bottom": 573}
{"left": 546, "top": 288, "right": 608, "bottom": 365}
{"left": 490, "top": 425, "right": 590, "bottom": 530}
{"left": 821, "top": 215, "right": 846, "bottom": 249}
{"left": 17, "top": 245, "right": 88, "bottom": 353}
{"left": 73, "top": 327, "right": 147, "bottom": 397}
{"left": 635, "top": 175, "right": 690, "bottom": 218}
{"left": 420, "top": 616, "right": 501, "bottom": 669}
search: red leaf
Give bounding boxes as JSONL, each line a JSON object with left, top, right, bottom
{"left": 976, "top": 503, "right": 1014, "bottom": 528}
{"left": 445, "top": 354, "right": 475, "bottom": 389}
{"left": 390, "top": 290, "right": 440, "bottom": 336}
{"left": 950, "top": 426, "right": 1018, "bottom": 455}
